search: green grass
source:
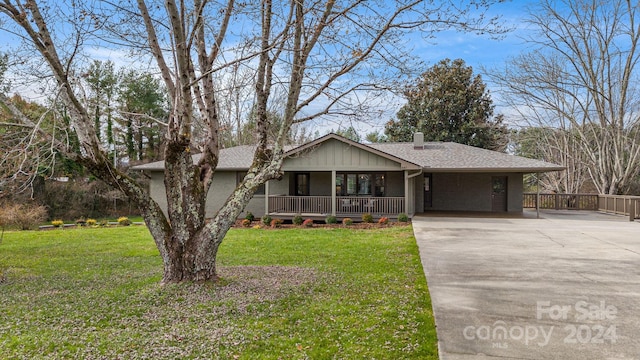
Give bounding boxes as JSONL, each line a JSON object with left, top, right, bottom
{"left": 0, "top": 226, "right": 437, "bottom": 359}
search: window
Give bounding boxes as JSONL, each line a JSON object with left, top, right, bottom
{"left": 336, "top": 172, "right": 385, "bottom": 196}
{"left": 295, "top": 173, "right": 310, "bottom": 196}
{"left": 358, "top": 174, "right": 371, "bottom": 195}
{"left": 347, "top": 174, "right": 357, "bottom": 195}
{"left": 336, "top": 174, "right": 344, "bottom": 196}
{"left": 236, "top": 172, "right": 265, "bottom": 195}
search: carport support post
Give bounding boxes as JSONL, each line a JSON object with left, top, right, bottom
{"left": 536, "top": 172, "right": 540, "bottom": 219}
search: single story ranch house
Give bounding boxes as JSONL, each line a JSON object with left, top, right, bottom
{"left": 133, "top": 133, "right": 564, "bottom": 219}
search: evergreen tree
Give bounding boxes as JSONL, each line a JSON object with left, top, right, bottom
{"left": 385, "top": 58, "right": 507, "bottom": 150}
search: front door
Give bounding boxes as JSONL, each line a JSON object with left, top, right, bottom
{"left": 424, "top": 174, "right": 432, "bottom": 209}
{"left": 491, "top": 176, "right": 508, "bottom": 212}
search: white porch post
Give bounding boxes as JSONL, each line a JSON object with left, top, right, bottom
{"left": 264, "top": 180, "right": 270, "bottom": 216}
{"left": 404, "top": 170, "right": 409, "bottom": 214}
{"left": 331, "top": 170, "right": 337, "bottom": 216}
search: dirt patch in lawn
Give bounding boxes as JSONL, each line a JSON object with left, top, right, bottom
{"left": 216, "top": 265, "right": 319, "bottom": 302}
{"left": 152, "top": 265, "right": 320, "bottom": 317}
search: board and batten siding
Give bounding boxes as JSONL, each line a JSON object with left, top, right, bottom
{"left": 283, "top": 138, "right": 404, "bottom": 172}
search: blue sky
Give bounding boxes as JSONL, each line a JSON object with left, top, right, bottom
{"left": 342, "top": 0, "right": 543, "bottom": 136}
{"left": 419, "top": 0, "right": 539, "bottom": 73}
{"left": 4, "top": 0, "right": 541, "bottom": 135}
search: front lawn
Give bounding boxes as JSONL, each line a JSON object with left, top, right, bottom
{"left": 0, "top": 225, "right": 437, "bottom": 359}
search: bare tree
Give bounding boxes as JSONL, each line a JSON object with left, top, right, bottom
{"left": 492, "top": 0, "right": 640, "bottom": 194}
{"left": 0, "top": 0, "right": 505, "bottom": 283}
{"left": 513, "top": 127, "right": 590, "bottom": 193}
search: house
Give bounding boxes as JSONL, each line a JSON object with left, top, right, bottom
{"left": 132, "top": 133, "right": 564, "bottom": 219}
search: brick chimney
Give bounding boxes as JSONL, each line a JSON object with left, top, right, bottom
{"left": 413, "top": 132, "right": 424, "bottom": 149}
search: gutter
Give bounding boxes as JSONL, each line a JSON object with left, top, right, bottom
{"left": 408, "top": 169, "right": 423, "bottom": 178}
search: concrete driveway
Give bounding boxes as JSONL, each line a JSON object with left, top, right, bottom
{"left": 413, "top": 210, "right": 640, "bottom": 360}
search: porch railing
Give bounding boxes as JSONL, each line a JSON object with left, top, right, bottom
{"left": 598, "top": 194, "right": 640, "bottom": 219}
{"left": 268, "top": 196, "right": 332, "bottom": 215}
{"left": 523, "top": 193, "right": 599, "bottom": 210}
{"left": 268, "top": 195, "right": 405, "bottom": 216}
{"left": 523, "top": 193, "right": 640, "bottom": 220}
{"left": 335, "top": 196, "right": 404, "bottom": 215}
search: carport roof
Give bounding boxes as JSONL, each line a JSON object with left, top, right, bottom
{"left": 131, "top": 134, "right": 564, "bottom": 173}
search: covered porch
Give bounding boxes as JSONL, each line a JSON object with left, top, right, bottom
{"left": 263, "top": 170, "right": 418, "bottom": 220}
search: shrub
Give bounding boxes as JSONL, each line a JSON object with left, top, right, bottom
{"left": 325, "top": 215, "right": 337, "bottom": 224}
{"left": 51, "top": 220, "right": 64, "bottom": 228}
{"left": 244, "top": 212, "right": 255, "bottom": 222}
{"left": 17, "top": 205, "right": 48, "bottom": 230}
{"left": 270, "top": 218, "right": 283, "bottom": 228}
{"left": 261, "top": 215, "right": 272, "bottom": 226}
{"left": 342, "top": 218, "right": 353, "bottom": 226}
{"left": 293, "top": 214, "right": 304, "bottom": 226}
{"left": 75, "top": 217, "right": 87, "bottom": 226}
{"left": 241, "top": 219, "right": 252, "bottom": 227}
{"left": 0, "top": 204, "right": 48, "bottom": 230}
{"left": 378, "top": 217, "right": 389, "bottom": 225}
{"left": 0, "top": 206, "right": 8, "bottom": 231}
{"left": 86, "top": 218, "right": 97, "bottom": 226}
{"left": 362, "top": 212, "right": 374, "bottom": 223}
{"left": 252, "top": 224, "right": 262, "bottom": 230}
{"left": 99, "top": 219, "right": 109, "bottom": 227}
{"left": 397, "top": 213, "right": 409, "bottom": 222}
{"left": 303, "top": 219, "right": 314, "bottom": 228}
{"left": 117, "top": 216, "right": 131, "bottom": 226}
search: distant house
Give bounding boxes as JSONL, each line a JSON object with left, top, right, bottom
{"left": 132, "top": 133, "right": 563, "bottom": 219}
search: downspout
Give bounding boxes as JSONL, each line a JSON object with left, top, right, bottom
{"left": 405, "top": 168, "right": 423, "bottom": 216}
{"left": 265, "top": 180, "right": 270, "bottom": 217}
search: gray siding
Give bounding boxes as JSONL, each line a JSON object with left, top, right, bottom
{"left": 269, "top": 177, "right": 289, "bottom": 196}
{"left": 507, "top": 173, "right": 524, "bottom": 212}
{"left": 415, "top": 174, "right": 425, "bottom": 213}
{"left": 148, "top": 170, "right": 269, "bottom": 218}
{"left": 310, "top": 172, "right": 332, "bottom": 195}
{"left": 205, "top": 172, "right": 279, "bottom": 218}
{"left": 283, "top": 138, "right": 403, "bottom": 171}
{"left": 149, "top": 172, "right": 168, "bottom": 215}
{"left": 204, "top": 172, "right": 237, "bottom": 217}
{"left": 385, "top": 172, "right": 405, "bottom": 197}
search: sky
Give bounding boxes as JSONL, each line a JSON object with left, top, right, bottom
{"left": 3, "top": 0, "right": 543, "bottom": 137}
{"left": 421, "top": 1, "right": 538, "bottom": 73}
{"left": 337, "top": 0, "right": 543, "bottom": 137}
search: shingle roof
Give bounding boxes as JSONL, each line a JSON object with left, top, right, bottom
{"left": 131, "top": 145, "right": 258, "bottom": 171}
{"left": 368, "top": 142, "right": 564, "bottom": 172}
{"left": 131, "top": 135, "right": 564, "bottom": 173}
